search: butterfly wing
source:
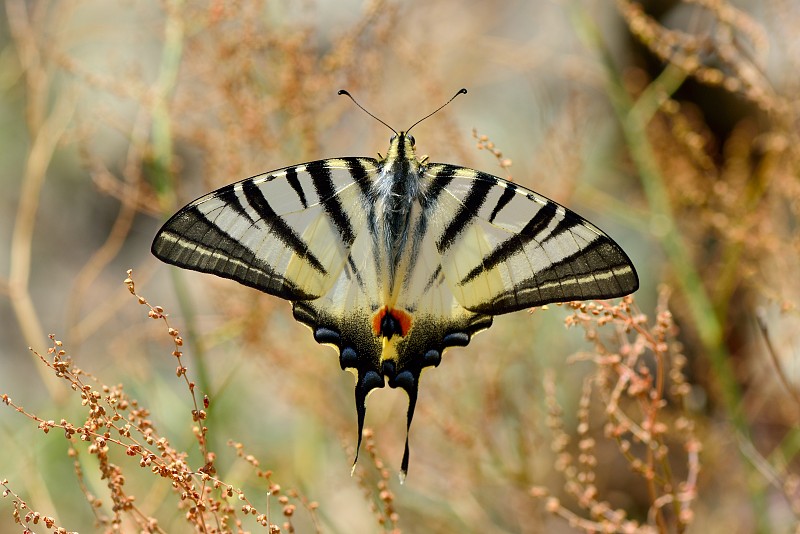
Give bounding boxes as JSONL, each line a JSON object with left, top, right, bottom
{"left": 152, "top": 158, "right": 376, "bottom": 301}
{"left": 422, "top": 164, "right": 639, "bottom": 315}
{"left": 153, "top": 156, "right": 398, "bottom": 472}
{"left": 152, "top": 150, "right": 639, "bottom": 481}
{"left": 353, "top": 163, "right": 636, "bottom": 478}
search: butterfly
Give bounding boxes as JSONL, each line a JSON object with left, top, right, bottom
{"left": 151, "top": 89, "right": 639, "bottom": 481}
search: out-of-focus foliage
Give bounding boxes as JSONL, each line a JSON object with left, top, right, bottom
{"left": 1, "top": 1, "right": 799, "bottom": 532}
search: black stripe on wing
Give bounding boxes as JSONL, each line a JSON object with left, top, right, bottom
{"left": 403, "top": 165, "right": 457, "bottom": 272}
{"left": 307, "top": 160, "right": 356, "bottom": 246}
{"left": 285, "top": 167, "right": 308, "bottom": 209}
{"left": 459, "top": 201, "right": 560, "bottom": 285}
{"left": 488, "top": 181, "right": 516, "bottom": 223}
{"left": 151, "top": 206, "right": 316, "bottom": 300}
{"left": 422, "top": 165, "right": 457, "bottom": 205}
{"left": 242, "top": 180, "right": 328, "bottom": 275}
{"left": 467, "top": 238, "right": 638, "bottom": 314}
{"left": 216, "top": 184, "right": 256, "bottom": 225}
{"left": 436, "top": 176, "right": 494, "bottom": 252}
{"left": 346, "top": 254, "right": 366, "bottom": 291}
{"left": 422, "top": 264, "right": 444, "bottom": 293}
{"left": 345, "top": 158, "right": 376, "bottom": 202}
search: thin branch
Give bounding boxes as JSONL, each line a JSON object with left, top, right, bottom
{"left": 65, "top": 108, "right": 149, "bottom": 348}
{"left": 6, "top": 0, "right": 77, "bottom": 394}
{"left": 756, "top": 308, "right": 800, "bottom": 420}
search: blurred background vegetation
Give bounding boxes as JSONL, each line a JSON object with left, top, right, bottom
{"left": 1, "top": 0, "right": 798, "bottom": 532}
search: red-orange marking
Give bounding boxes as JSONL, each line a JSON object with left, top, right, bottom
{"left": 371, "top": 306, "right": 413, "bottom": 337}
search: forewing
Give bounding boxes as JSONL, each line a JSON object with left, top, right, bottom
{"left": 151, "top": 158, "right": 377, "bottom": 301}
{"left": 424, "top": 164, "right": 639, "bottom": 315}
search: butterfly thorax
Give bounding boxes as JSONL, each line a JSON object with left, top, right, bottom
{"left": 374, "top": 132, "right": 423, "bottom": 301}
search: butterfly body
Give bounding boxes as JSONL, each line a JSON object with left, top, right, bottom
{"left": 152, "top": 129, "right": 638, "bottom": 480}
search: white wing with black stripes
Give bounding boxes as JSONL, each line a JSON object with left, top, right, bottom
{"left": 152, "top": 130, "right": 638, "bottom": 482}
{"left": 425, "top": 164, "right": 637, "bottom": 315}
{"left": 152, "top": 158, "right": 375, "bottom": 300}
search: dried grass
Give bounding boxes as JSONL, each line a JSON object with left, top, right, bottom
{"left": 1, "top": 0, "right": 799, "bottom": 532}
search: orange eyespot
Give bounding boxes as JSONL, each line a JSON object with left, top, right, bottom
{"left": 372, "top": 306, "right": 413, "bottom": 338}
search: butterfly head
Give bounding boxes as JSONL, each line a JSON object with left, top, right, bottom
{"left": 339, "top": 88, "right": 467, "bottom": 175}
{"left": 383, "top": 131, "right": 419, "bottom": 168}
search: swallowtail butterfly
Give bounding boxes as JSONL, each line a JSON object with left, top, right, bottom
{"left": 152, "top": 89, "right": 639, "bottom": 481}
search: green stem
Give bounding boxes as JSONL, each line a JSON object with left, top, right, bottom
{"left": 148, "top": 0, "right": 215, "bottom": 445}
{"left": 151, "top": 0, "right": 185, "bottom": 205}
{"left": 574, "top": 7, "right": 738, "bottom": 415}
{"left": 571, "top": 5, "right": 770, "bottom": 530}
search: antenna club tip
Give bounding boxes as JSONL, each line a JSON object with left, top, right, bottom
{"left": 458, "top": 88, "right": 468, "bottom": 95}
{"left": 338, "top": 89, "right": 351, "bottom": 96}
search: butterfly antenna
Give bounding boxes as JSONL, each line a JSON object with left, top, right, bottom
{"left": 406, "top": 88, "right": 467, "bottom": 134}
{"left": 338, "top": 90, "right": 397, "bottom": 135}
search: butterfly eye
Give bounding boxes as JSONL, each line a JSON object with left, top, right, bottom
{"left": 408, "top": 135, "right": 416, "bottom": 147}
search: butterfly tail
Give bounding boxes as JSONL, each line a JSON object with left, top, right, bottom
{"left": 352, "top": 369, "right": 385, "bottom": 475}
{"left": 399, "top": 383, "right": 417, "bottom": 484}
{"left": 384, "top": 367, "right": 419, "bottom": 483}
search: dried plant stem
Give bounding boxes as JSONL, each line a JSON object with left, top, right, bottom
{"left": 619, "top": 72, "right": 729, "bottom": 385}
{"left": 66, "top": 109, "right": 149, "bottom": 348}
{"left": 573, "top": 3, "right": 768, "bottom": 527}
{"left": 1, "top": 479, "right": 75, "bottom": 534}
{"left": 712, "top": 149, "right": 774, "bottom": 318}
{"left": 536, "top": 295, "right": 700, "bottom": 533}
{"left": 575, "top": 0, "right": 741, "bottom": 425}
{"left": 5, "top": 0, "right": 76, "bottom": 396}
{"left": 147, "top": 0, "right": 214, "bottom": 399}
{"left": 756, "top": 311, "right": 800, "bottom": 420}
